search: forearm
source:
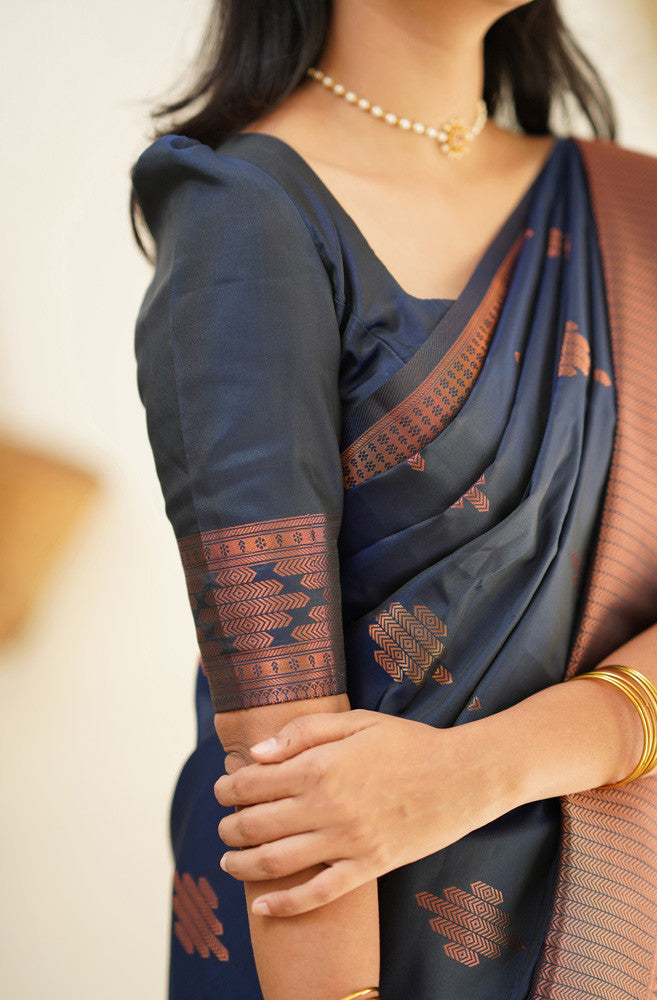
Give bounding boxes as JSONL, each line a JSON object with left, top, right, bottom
{"left": 215, "top": 696, "right": 380, "bottom": 1000}
{"left": 244, "top": 875, "right": 379, "bottom": 1000}
{"left": 488, "top": 623, "right": 657, "bottom": 810}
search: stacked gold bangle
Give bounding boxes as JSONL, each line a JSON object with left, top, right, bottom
{"left": 573, "top": 664, "right": 657, "bottom": 786}
{"left": 337, "top": 990, "right": 380, "bottom": 1000}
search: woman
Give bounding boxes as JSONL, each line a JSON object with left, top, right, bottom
{"left": 130, "top": 1, "right": 657, "bottom": 998}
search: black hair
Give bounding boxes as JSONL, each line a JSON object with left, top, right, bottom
{"left": 131, "top": 0, "right": 616, "bottom": 257}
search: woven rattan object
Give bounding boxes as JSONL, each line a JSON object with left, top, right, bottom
{"left": 0, "top": 432, "right": 98, "bottom": 643}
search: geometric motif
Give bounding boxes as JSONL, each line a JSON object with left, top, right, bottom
{"left": 451, "top": 474, "right": 490, "bottom": 512}
{"left": 177, "top": 513, "right": 346, "bottom": 712}
{"left": 593, "top": 367, "right": 612, "bottom": 386}
{"left": 173, "top": 871, "right": 229, "bottom": 962}
{"left": 340, "top": 233, "right": 526, "bottom": 490}
{"left": 369, "top": 602, "right": 451, "bottom": 686}
{"left": 531, "top": 785, "right": 657, "bottom": 999}
{"left": 557, "top": 332, "right": 611, "bottom": 388}
{"left": 558, "top": 321, "right": 591, "bottom": 379}
{"left": 547, "top": 227, "right": 572, "bottom": 259}
{"left": 416, "top": 882, "right": 525, "bottom": 967}
{"left": 407, "top": 452, "right": 425, "bottom": 472}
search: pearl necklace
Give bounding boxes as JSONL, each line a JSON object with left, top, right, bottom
{"left": 306, "top": 67, "right": 487, "bottom": 159}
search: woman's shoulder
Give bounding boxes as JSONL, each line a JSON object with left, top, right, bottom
{"left": 130, "top": 132, "right": 340, "bottom": 256}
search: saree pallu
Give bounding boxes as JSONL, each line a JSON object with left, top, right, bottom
{"left": 131, "top": 133, "right": 657, "bottom": 999}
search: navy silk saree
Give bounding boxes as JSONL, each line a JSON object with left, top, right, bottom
{"left": 131, "top": 132, "right": 657, "bottom": 999}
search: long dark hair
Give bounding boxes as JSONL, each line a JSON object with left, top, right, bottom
{"left": 131, "top": 0, "right": 616, "bottom": 256}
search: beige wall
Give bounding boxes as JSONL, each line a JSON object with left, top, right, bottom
{"left": 1, "top": 1, "right": 656, "bottom": 997}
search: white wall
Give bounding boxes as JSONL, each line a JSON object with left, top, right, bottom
{"left": 1, "top": 1, "right": 656, "bottom": 998}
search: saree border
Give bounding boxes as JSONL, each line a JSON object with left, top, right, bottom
{"left": 529, "top": 141, "right": 657, "bottom": 1000}
{"left": 177, "top": 513, "right": 346, "bottom": 712}
{"left": 340, "top": 231, "right": 527, "bottom": 489}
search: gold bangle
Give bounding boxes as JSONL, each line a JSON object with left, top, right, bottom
{"left": 576, "top": 668, "right": 657, "bottom": 784}
{"left": 601, "top": 668, "right": 657, "bottom": 763}
{"left": 337, "top": 991, "right": 380, "bottom": 1000}
{"left": 609, "top": 666, "right": 657, "bottom": 778}
{"left": 591, "top": 672, "right": 655, "bottom": 782}
{"left": 600, "top": 666, "right": 657, "bottom": 779}
{"left": 573, "top": 664, "right": 657, "bottom": 786}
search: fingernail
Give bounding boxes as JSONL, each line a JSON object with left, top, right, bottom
{"left": 252, "top": 899, "right": 271, "bottom": 916}
{"left": 220, "top": 854, "right": 228, "bottom": 872}
{"left": 250, "top": 737, "right": 278, "bottom": 755}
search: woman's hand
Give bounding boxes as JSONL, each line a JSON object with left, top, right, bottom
{"left": 214, "top": 709, "right": 517, "bottom": 917}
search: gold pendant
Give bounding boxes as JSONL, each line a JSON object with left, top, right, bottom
{"left": 440, "top": 120, "right": 472, "bottom": 159}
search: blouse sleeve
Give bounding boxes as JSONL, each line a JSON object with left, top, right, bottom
{"left": 131, "top": 134, "right": 346, "bottom": 713}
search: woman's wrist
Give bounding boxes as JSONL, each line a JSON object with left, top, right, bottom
{"left": 480, "top": 672, "right": 645, "bottom": 810}
{"left": 438, "top": 712, "right": 525, "bottom": 834}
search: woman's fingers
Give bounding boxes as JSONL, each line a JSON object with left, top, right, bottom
{"left": 215, "top": 755, "right": 303, "bottom": 807}
{"left": 251, "top": 859, "right": 364, "bottom": 917}
{"left": 218, "top": 796, "right": 313, "bottom": 848}
{"left": 220, "top": 830, "right": 331, "bottom": 882}
{"left": 216, "top": 733, "right": 354, "bottom": 808}
{"left": 249, "top": 708, "right": 377, "bottom": 762}
{"left": 216, "top": 709, "right": 381, "bottom": 809}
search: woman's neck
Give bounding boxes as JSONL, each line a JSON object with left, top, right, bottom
{"left": 246, "top": 0, "right": 535, "bottom": 181}
{"left": 318, "top": 0, "right": 494, "bottom": 135}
